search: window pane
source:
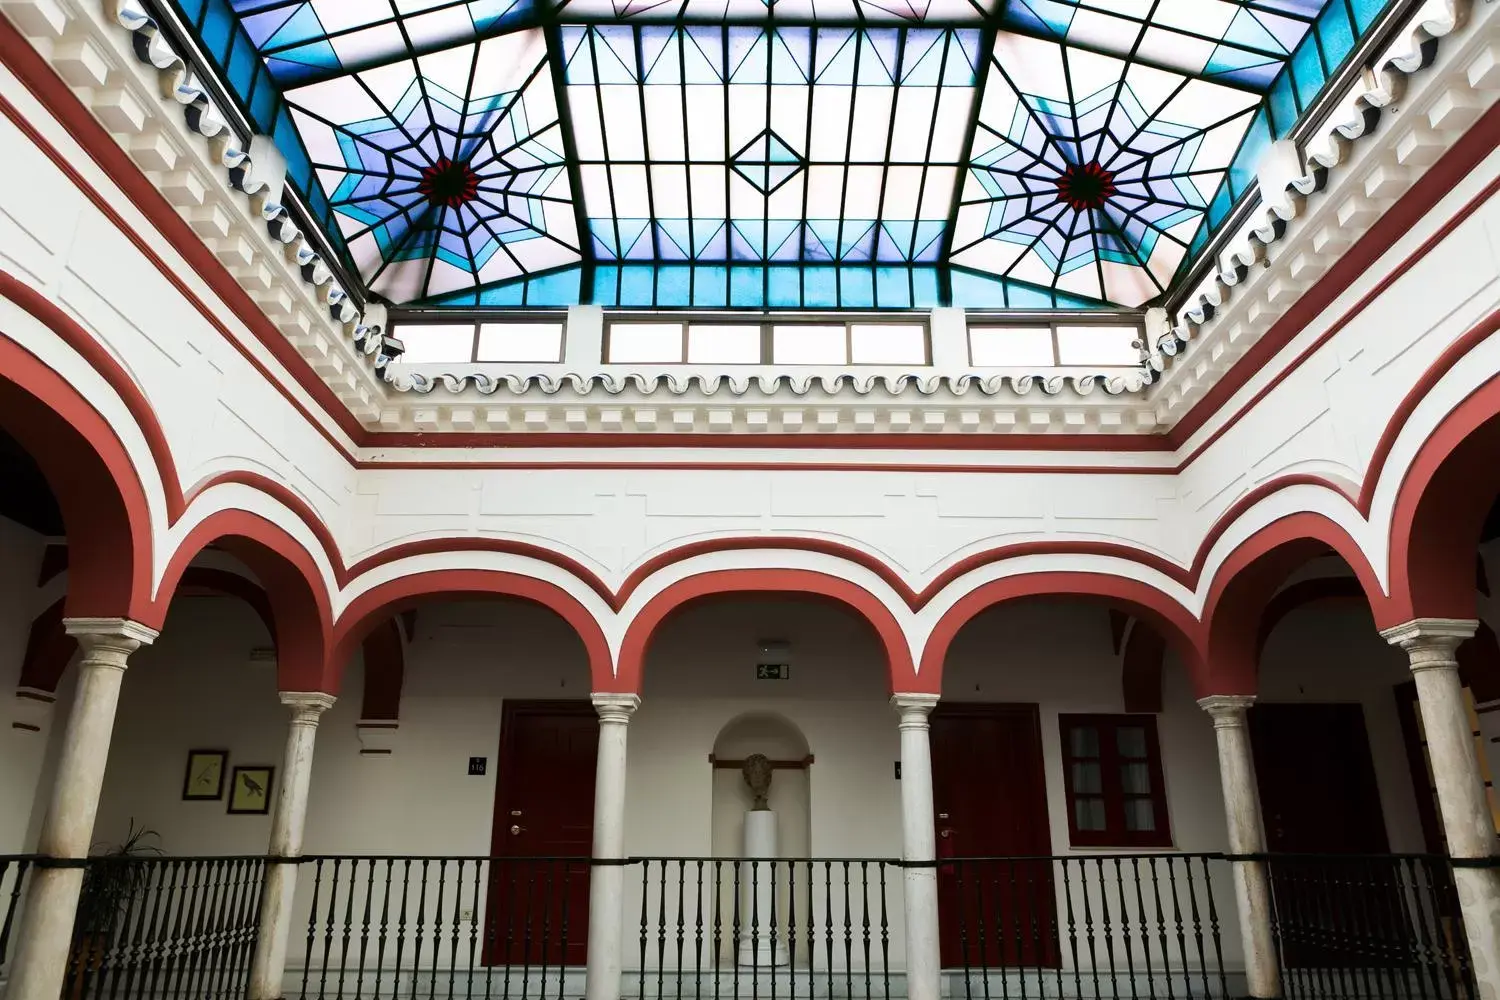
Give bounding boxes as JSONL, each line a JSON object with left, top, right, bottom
{"left": 609, "top": 323, "right": 683, "bottom": 363}
{"left": 1117, "top": 726, "right": 1148, "bottom": 758}
{"left": 850, "top": 324, "right": 926, "bottom": 364}
{"left": 1055, "top": 325, "right": 1142, "bottom": 366}
{"left": 969, "top": 326, "right": 1055, "bottom": 367}
{"left": 476, "top": 323, "right": 564, "bottom": 363}
{"left": 394, "top": 323, "right": 476, "bottom": 363}
{"left": 774, "top": 325, "right": 846, "bottom": 364}
{"left": 688, "top": 324, "right": 761, "bottom": 364}
{"left": 1074, "top": 797, "right": 1107, "bottom": 831}
{"left": 1121, "top": 761, "right": 1152, "bottom": 795}
{"left": 1071, "top": 761, "right": 1102, "bottom": 795}
{"left": 1124, "top": 798, "right": 1157, "bottom": 832}
{"left": 1068, "top": 725, "right": 1100, "bottom": 758}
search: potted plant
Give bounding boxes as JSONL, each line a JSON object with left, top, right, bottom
{"left": 68, "top": 820, "right": 161, "bottom": 999}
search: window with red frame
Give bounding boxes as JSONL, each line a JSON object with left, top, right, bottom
{"left": 1058, "top": 714, "right": 1172, "bottom": 848}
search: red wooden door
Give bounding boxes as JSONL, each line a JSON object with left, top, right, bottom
{"left": 486, "top": 701, "right": 598, "bottom": 967}
{"left": 930, "top": 704, "right": 1057, "bottom": 968}
{"left": 1248, "top": 703, "right": 1395, "bottom": 969}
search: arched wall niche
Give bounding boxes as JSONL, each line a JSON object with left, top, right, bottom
{"left": 709, "top": 712, "right": 813, "bottom": 968}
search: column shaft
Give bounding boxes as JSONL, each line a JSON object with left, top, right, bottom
{"left": 1383, "top": 620, "right": 1500, "bottom": 999}
{"left": 1199, "top": 696, "right": 1281, "bottom": 999}
{"left": 892, "top": 694, "right": 940, "bottom": 1000}
{"left": 6, "top": 618, "right": 155, "bottom": 1000}
{"left": 248, "top": 692, "right": 336, "bottom": 1000}
{"left": 585, "top": 693, "right": 639, "bottom": 1000}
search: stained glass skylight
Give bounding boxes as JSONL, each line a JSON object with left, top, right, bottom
{"left": 161, "top": 0, "right": 1401, "bottom": 310}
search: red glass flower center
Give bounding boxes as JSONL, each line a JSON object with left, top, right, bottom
{"left": 419, "top": 158, "right": 479, "bottom": 208}
{"left": 1055, "top": 161, "right": 1117, "bottom": 211}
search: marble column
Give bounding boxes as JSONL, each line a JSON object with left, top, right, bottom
{"left": 892, "top": 693, "right": 941, "bottom": 1000}
{"left": 248, "top": 691, "right": 337, "bottom": 1000}
{"left": 1382, "top": 619, "right": 1500, "bottom": 999}
{"left": 1198, "top": 695, "right": 1281, "bottom": 999}
{"left": 5, "top": 618, "right": 156, "bottom": 1000}
{"left": 584, "top": 693, "right": 639, "bottom": 1000}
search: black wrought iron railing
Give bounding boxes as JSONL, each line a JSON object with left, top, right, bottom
{"left": 294, "top": 856, "right": 590, "bottom": 1000}
{"left": 944, "top": 855, "right": 1232, "bottom": 999}
{"left": 64, "top": 855, "right": 266, "bottom": 1000}
{"left": 0, "top": 854, "right": 37, "bottom": 979}
{"left": 631, "top": 857, "right": 899, "bottom": 1000}
{"left": 6, "top": 852, "right": 1481, "bottom": 1000}
{"left": 1264, "top": 853, "right": 1479, "bottom": 1000}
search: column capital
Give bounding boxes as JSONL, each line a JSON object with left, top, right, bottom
{"left": 1198, "top": 694, "right": 1255, "bottom": 727}
{"left": 1380, "top": 618, "right": 1478, "bottom": 667}
{"left": 891, "top": 693, "right": 940, "bottom": 727}
{"left": 592, "top": 692, "right": 640, "bottom": 724}
{"left": 63, "top": 618, "right": 158, "bottom": 667}
{"left": 279, "top": 691, "right": 336, "bottom": 726}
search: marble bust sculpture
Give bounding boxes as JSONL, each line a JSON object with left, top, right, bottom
{"left": 741, "top": 753, "right": 773, "bottom": 810}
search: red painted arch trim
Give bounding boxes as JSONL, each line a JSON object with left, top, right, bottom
{"left": 332, "top": 569, "right": 613, "bottom": 693}
{"left": 152, "top": 509, "right": 335, "bottom": 690}
{"left": 1385, "top": 365, "right": 1500, "bottom": 623}
{"left": 616, "top": 569, "right": 917, "bottom": 696}
{"left": 0, "top": 327, "right": 154, "bottom": 620}
{"left": 918, "top": 572, "right": 1203, "bottom": 694}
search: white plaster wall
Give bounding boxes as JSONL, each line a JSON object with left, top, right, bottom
{"left": 0, "top": 515, "right": 47, "bottom": 853}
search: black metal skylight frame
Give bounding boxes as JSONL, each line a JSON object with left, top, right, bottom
{"left": 149, "top": 0, "right": 1406, "bottom": 312}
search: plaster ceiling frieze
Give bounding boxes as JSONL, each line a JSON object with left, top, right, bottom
{"left": 1147, "top": 0, "right": 1500, "bottom": 420}
{"left": 381, "top": 370, "right": 1160, "bottom": 434}
{"left": 0, "top": 0, "right": 397, "bottom": 422}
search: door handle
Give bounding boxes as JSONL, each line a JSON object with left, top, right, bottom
{"left": 510, "top": 825, "right": 526, "bottom": 835}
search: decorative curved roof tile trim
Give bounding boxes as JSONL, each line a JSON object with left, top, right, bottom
{"left": 387, "top": 370, "right": 1150, "bottom": 400}
{"left": 1149, "top": 0, "right": 1465, "bottom": 375}
{"left": 111, "top": 1, "right": 402, "bottom": 372}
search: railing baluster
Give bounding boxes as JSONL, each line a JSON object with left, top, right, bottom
{"left": 712, "top": 860, "right": 723, "bottom": 1000}
{"left": 466, "top": 860, "right": 481, "bottom": 1000}
{"left": 639, "top": 856, "right": 651, "bottom": 1000}
{"left": 1145, "top": 858, "right": 1171, "bottom": 1000}
{"left": 1062, "top": 859, "right": 1084, "bottom": 1000}
{"left": 694, "top": 860, "right": 705, "bottom": 1000}
{"left": 879, "top": 862, "right": 891, "bottom": 1000}
{"left": 786, "top": 860, "right": 797, "bottom": 1000}
{"left": 656, "top": 859, "right": 669, "bottom": 1000}
{"left": 674, "top": 859, "right": 686, "bottom": 1000}
{"left": 841, "top": 860, "right": 853, "bottom": 1000}
{"left": 374, "top": 860, "right": 394, "bottom": 1000}
{"left": 336, "top": 858, "right": 359, "bottom": 1000}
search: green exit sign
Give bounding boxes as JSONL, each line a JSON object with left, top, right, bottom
{"left": 756, "top": 664, "right": 789, "bottom": 680}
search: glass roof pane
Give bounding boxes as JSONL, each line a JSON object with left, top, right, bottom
{"left": 997, "top": 0, "right": 1327, "bottom": 88}
{"left": 284, "top": 28, "right": 584, "bottom": 303}
{"left": 562, "top": 25, "right": 982, "bottom": 266}
{"left": 951, "top": 30, "right": 1259, "bottom": 307}
{"left": 232, "top": 0, "right": 539, "bottom": 83}
{"left": 552, "top": 0, "right": 993, "bottom": 21}
{"left": 159, "top": 0, "right": 1401, "bottom": 311}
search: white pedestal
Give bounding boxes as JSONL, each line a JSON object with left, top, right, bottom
{"left": 737, "top": 810, "right": 789, "bottom": 968}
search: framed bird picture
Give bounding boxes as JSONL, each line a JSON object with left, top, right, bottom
{"left": 227, "top": 766, "right": 275, "bottom": 815}
{"left": 182, "top": 749, "right": 228, "bottom": 801}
